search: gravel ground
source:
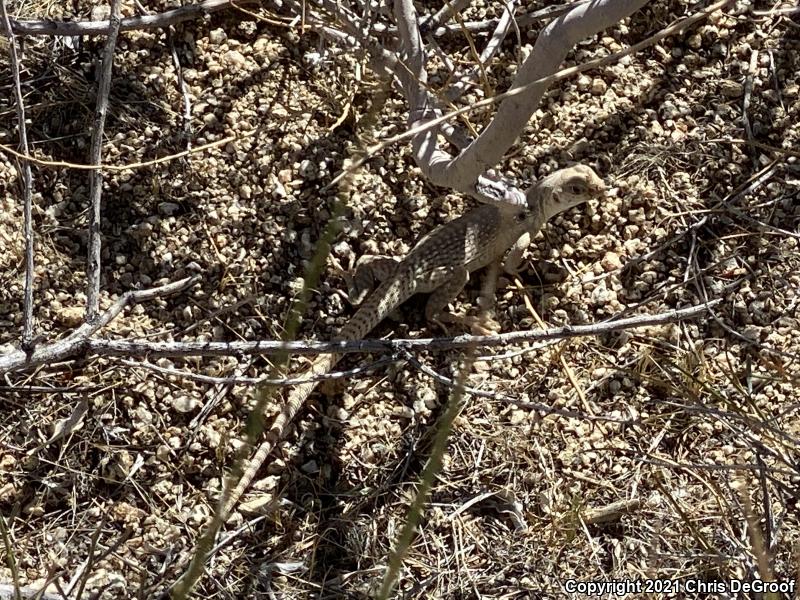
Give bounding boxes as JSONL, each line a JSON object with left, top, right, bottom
{"left": 1, "top": 0, "right": 799, "bottom": 597}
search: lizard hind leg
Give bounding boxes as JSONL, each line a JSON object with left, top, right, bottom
{"left": 425, "top": 265, "right": 501, "bottom": 336}
{"left": 347, "top": 255, "right": 401, "bottom": 305}
{"left": 423, "top": 265, "right": 486, "bottom": 335}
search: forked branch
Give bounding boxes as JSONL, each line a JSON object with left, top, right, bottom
{"left": 394, "top": 0, "right": 652, "bottom": 198}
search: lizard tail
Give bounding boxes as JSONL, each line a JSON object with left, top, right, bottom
{"left": 218, "top": 353, "right": 338, "bottom": 520}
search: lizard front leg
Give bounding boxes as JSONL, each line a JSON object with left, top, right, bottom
{"left": 503, "top": 232, "right": 530, "bottom": 275}
{"left": 503, "top": 232, "right": 569, "bottom": 285}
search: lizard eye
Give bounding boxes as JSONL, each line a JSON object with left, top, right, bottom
{"left": 568, "top": 183, "right": 587, "bottom": 195}
{"left": 515, "top": 211, "right": 526, "bottom": 222}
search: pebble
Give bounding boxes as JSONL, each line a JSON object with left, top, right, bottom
{"left": 222, "top": 50, "right": 247, "bottom": 68}
{"left": 208, "top": 28, "right": 227, "bottom": 45}
{"left": 601, "top": 251, "right": 622, "bottom": 271}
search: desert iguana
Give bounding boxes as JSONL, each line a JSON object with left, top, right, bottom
{"left": 218, "top": 165, "right": 605, "bottom": 519}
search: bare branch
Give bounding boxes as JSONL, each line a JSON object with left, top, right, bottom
{"left": 393, "top": 0, "right": 526, "bottom": 205}
{"left": 394, "top": 0, "right": 451, "bottom": 192}
{"left": 328, "top": 0, "right": 732, "bottom": 195}
{"left": 85, "top": 0, "right": 122, "bottom": 321}
{"left": 0, "top": 0, "right": 35, "bottom": 349}
{"left": 8, "top": 0, "right": 258, "bottom": 36}
{"left": 421, "top": 0, "right": 653, "bottom": 193}
{"left": 393, "top": 0, "right": 433, "bottom": 123}
{"left": 0, "top": 276, "right": 199, "bottom": 374}
{"left": 0, "top": 300, "right": 719, "bottom": 373}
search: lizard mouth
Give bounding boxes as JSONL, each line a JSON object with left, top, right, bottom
{"left": 588, "top": 182, "right": 606, "bottom": 198}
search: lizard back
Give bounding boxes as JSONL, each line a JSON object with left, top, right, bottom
{"left": 338, "top": 202, "right": 530, "bottom": 341}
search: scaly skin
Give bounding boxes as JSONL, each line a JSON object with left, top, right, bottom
{"left": 218, "top": 165, "right": 605, "bottom": 520}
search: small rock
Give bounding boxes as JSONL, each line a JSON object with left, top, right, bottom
{"left": 240, "top": 493, "right": 275, "bottom": 515}
{"left": 222, "top": 50, "right": 247, "bottom": 68}
{"left": 135, "top": 406, "right": 154, "bottom": 425}
{"left": 627, "top": 208, "right": 646, "bottom": 225}
{"left": 591, "top": 282, "right": 617, "bottom": 305}
{"left": 288, "top": 277, "right": 306, "bottom": 294}
{"left": 741, "top": 326, "right": 760, "bottom": 342}
{"left": 720, "top": 80, "right": 743, "bottom": 97}
{"left": 208, "top": 28, "right": 227, "bottom": 45}
{"left": 299, "top": 159, "right": 318, "bottom": 180}
{"left": 601, "top": 251, "right": 622, "bottom": 271}
{"left": 56, "top": 306, "right": 84, "bottom": 327}
{"left": 509, "top": 410, "right": 527, "bottom": 425}
{"left": 171, "top": 395, "right": 199, "bottom": 413}
{"left": 392, "top": 405, "right": 415, "bottom": 419}
{"left": 577, "top": 74, "right": 592, "bottom": 92}
{"left": 301, "top": 460, "right": 319, "bottom": 474}
{"left": 650, "top": 120, "right": 664, "bottom": 136}
{"left": 91, "top": 5, "right": 110, "bottom": 20}
{"left": 590, "top": 78, "right": 608, "bottom": 95}
{"left": 128, "top": 222, "right": 153, "bottom": 240}
{"left": 158, "top": 202, "right": 180, "bottom": 216}
{"left": 272, "top": 182, "right": 287, "bottom": 198}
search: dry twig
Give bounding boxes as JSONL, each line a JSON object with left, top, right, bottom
{"left": 0, "top": 299, "right": 719, "bottom": 373}
{"left": 85, "top": 0, "right": 122, "bottom": 321}
{"left": 8, "top": 0, "right": 258, "bottom": 36}
{"left": 0, "top": 0, "right": 34, "bottom": 349}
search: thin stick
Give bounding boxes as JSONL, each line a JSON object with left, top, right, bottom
{"left": 0, "top": 299, "right": 720, "bottom": 373}
{"left": 0, "top": 0, "right": 35, "bottom": 349}
{"left": 167, "top": 26, "right": 193, "bottom": 150}
{"left": 86, "top": 0, "right": 122, "bottom": 321}
{"left": 0, "top": 129, "right": 249, "bottom": 171}
{"left": 8, "top": 0, "right": 258, "bottom": 36}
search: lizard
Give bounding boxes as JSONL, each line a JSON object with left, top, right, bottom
{"left": 218, "top": 164, "right": 606, "bottom": 520}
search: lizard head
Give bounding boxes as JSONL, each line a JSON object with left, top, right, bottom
{"left": 530, "top": 165, "right": 606, "bottom": 221}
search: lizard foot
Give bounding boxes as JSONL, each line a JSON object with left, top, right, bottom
{"left": 528, "top": 260, "right": 570, "bottom": 285}
{"left": 463, "top": 314, "right": 501, "bottom": 336}
{"left": 431, "top": 313, "right": 500, "bottom": 336}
